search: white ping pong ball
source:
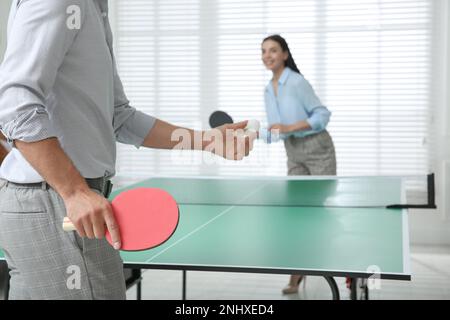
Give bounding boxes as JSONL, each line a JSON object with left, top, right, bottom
{"left": 245, "top": 119, "right": 260, "bottom": 132}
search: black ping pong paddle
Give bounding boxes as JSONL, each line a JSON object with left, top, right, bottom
{"left": 209, "top": 110, "right": 233, "bottom": 128}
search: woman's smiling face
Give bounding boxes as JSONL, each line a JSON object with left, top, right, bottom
{"left": 261, "top": 39, "right": 288, "bottom": 73}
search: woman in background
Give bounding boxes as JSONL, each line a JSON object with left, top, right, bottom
{"left": 261, "top": 34, "right": 337, "bottom": 294}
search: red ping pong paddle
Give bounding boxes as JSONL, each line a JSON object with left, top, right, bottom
{"left": 62, "top": 188, "right": 179, "bottom": 251}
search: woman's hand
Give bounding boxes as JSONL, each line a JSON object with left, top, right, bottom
{"left": 270, "top": 120, "right": 312, "bottom": 134}
{"left": 269, "top": 123, "right": 293, "bottom": 134}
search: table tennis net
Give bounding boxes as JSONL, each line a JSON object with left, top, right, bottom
{"left": 111, "top": 174, "right": 436, "bottom": 209}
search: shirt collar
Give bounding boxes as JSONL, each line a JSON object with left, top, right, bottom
{"left": 277, "top": 67, "right": 291, "bottom": 85}
{"left": 265, "top": 67, "right": 292, "bottom": 95}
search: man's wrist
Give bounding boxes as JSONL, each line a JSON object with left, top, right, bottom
{"left": 58, "top": 179, "right": 91, "bottom": 201}
{"left": 191, "top": 130, "right": 208, "bottom": 151}
{"left": 200, "top": 130, "right": 212, "bottom": 151}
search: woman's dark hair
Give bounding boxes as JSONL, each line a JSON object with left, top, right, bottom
{"left": 262, "top": 34, "right": 301, "bottom": 75}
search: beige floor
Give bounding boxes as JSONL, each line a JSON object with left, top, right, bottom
{"left": 126, "top": 245, "right": 450, "bottom": 300}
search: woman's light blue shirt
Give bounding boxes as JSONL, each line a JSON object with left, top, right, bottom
{"left": 261, "top": 67, "right": 331, "bottom": 142}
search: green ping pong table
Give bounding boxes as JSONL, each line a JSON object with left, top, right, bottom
{"left": 0, "top": 176, "right": 416, "bottom": 300}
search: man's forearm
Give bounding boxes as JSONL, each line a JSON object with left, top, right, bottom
{"left": 0, "top": 145, "right": 8, "bottom": 164}
{"left": 142, "top": 119, "right": 206, "bottom": 150}
{"left": 15, "top": 138, "right": 90, "bottom": 199}
{"left": 0, "top": 132, "right": 9, "bottom": 164}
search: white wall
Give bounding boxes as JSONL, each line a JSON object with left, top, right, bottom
{"left": 407, "top": 0, "right": 450, "bottom": 247}
{"left": 0, "top": 0, "right": 12, "bottom": 62}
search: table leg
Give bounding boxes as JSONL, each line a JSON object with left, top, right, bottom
{"left": 0, "top": 261, "right": 9, "bottom": 300}
{"left": 124, "top": 268, "right": 142, "bottom": 300}
{"left": 324, "top": 276, "right": 340, "bottom": 300}
{"left": 137, "top": 281, "right": 142, "bottom": 300}
{"left": 182, "top": 270, "right": 186, "bottom": 300}
{"left": 133, "top": 269, "right": 142, "bottom": 300}
{"left": 350, "top": 278, "right": 369, "bottom": 300}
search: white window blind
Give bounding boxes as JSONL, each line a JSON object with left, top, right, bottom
{"left": 113, "top": 0, "right": 435, "bottom": 181}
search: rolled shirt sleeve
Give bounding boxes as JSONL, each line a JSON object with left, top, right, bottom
{"left": 104, "top": 14, "right": 156, "bottom": 148}
{"left": 298, "top": 78, "right": 331, "bottom": 132}
{"left": 111, "top": 64, "right": 156, "bottom": 148}
{"left": 306, "top": 107, "right": 331, "bottom": 132}
{"left": 0, "top": 0, "right": 84, "bottom": 145}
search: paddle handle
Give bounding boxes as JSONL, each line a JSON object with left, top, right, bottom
{"left": 62, "top": 217, "right": 76, "bottom": 232}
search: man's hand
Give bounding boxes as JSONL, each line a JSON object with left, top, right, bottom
{"left": 141, "top": 118, "right": 256, "bottom": 160}
{"left": 204, "top": 121, "right": 256, "bottom": 160}
{"left": 63, "top": 189, "right": 121, "bottom": 249}
{"left": 14, "top": 138, "right": 122, "bottom": 249}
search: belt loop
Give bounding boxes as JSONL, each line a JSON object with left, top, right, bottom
{"left": 103, "top": 171, "right": 112, "bottom": 198}
{"left": 41, "top": 181, "right": 47, "bottom": 190}
{"left": 105, "top": 180, "right": 113, "bottom": 198}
